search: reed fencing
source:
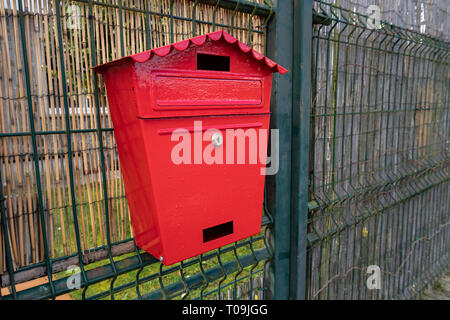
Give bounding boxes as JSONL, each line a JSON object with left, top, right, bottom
{"left": 0, "top": 0, "right": 449, "bottom": 300}
{"left": 0, "top": 0, "right": 272, "bottom": 300}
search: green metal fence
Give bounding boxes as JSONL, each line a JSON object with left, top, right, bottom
{"left": 0, "top": 0, "right": 449, "bottom": 300}
{"left": 0, "top": 0, "right": 274, "bottom": 300}
{"left": 307, "top": 0, "right": 449, "bottom": 299}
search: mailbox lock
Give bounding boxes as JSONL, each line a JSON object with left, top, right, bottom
{"left": 211, "top": 132, "right": 223, "bottom": 147}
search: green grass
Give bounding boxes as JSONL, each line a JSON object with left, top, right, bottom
{"left": 55, "top": 232, "right": 267, "bottom": 300}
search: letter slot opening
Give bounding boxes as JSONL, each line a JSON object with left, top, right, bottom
{"left": 197, "top": 53, "right": 230, "bottom": 71}
{"left": 203, "top": 221, "right": 233, "bottom": 243}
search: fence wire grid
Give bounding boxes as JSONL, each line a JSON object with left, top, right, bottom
{"left": 0, "top": 0, "right": 273, "bottom": 300}
{"left": 0, "top": 0, "right": 449, "bottom": 301}
{"left": 308, "top": 0, "right": 449, "bottom": 300}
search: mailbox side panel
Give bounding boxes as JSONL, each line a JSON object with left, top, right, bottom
{"left": 102, "top": 63, "right": 163, "bottom": 258}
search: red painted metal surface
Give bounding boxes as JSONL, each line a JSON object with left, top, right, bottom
{"left": 93, "top": 31, "right": 286, "bottom": 265}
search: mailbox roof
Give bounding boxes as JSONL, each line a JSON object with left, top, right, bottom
{"left": 93, "top": 30, "right": 287, "bottom": 74}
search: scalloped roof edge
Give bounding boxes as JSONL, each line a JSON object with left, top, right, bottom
{"left": 93, "top": 30, "right": 288, "bottom": 74}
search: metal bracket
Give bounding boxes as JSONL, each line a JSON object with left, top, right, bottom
{"left": 313, "top": 9, "right": 332, "bottom": 26}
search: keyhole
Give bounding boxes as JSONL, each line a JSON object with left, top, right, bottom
{"left": 212, "top": 132, "right": 223, "bottom": 147}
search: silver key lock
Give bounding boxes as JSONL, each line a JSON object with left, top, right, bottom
{"left": 211, "top": 132, "right": 223, "bottom": 147}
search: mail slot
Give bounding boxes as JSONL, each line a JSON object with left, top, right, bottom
{"left": 93, "top": 31, "right": 287, "bottom": 265}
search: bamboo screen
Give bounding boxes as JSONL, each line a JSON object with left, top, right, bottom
{"left": 0, "top": 0, "right": 268, "bottom": 275}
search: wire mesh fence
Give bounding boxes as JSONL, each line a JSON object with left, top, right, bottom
{"left": 1, "top": 0, "right": 449, "bottom": 301}
{"left": 0, "top": 0, "right": 273, "bottom": 300}
{"left": 308, "top": 0, "right": 449, "bottom": 299}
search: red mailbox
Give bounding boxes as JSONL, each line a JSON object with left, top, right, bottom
{"left": 93, "top": 31, "right": 286, "bottom": 265}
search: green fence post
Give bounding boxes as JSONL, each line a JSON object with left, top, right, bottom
{"left": 291, "top": 0, "right": 312, "bottom": 300}
{"left": 265, "top": 0, "right": 293, "bottom": 300}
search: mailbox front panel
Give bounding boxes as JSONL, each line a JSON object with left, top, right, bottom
{"left": 139, "top": 114, "right": 269, "bottom": 265}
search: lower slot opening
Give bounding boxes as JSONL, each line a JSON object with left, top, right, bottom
{"left": 203, "top": 221, "right": 234, "bottom": 243}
